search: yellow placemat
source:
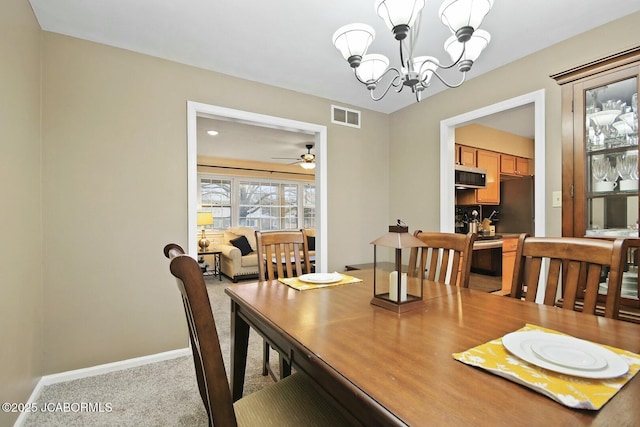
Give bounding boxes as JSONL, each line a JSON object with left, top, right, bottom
{"left": 453, "top": 324, "right": 640, "bottom": 410}
{"left": 279, "top": 273, "right": 363, "bottom": 291}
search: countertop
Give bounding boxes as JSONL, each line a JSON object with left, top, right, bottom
{"left": 473, "top": 233, "right": 522, "bottom": 250}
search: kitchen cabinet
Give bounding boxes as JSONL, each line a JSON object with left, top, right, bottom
{"left": 476, "top": 150, "right": 500, "bottom": 204}
{"left": 456, "top": 149, "right": 500, "bottom": 205}
{"left": 501, "top": 154, "right": 531, "bottom": 176}
{"left": 501, "top": 237, "right": 519, "bottom": 295}
{"left": 457, "top": 144, "right": 477, "bottom": 166}
{"left": 552, "top": 46, "right": 640, "bottom": 319}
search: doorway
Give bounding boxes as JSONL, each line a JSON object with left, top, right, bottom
{"left": 439, "top": 89, "right": 547, "bottom": 238}
{"left": 186, "top": 101, "right": 328, "bottom": 273}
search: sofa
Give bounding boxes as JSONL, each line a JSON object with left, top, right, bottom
{"left": 212, "top": 227, "right": 260, "bottom": 282}
{"left": 213, "top": 227, "right": 316, "bottom": 282}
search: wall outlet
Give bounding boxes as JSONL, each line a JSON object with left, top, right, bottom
{"left": 552, "top": 191, "right": 562, "bottom": 208}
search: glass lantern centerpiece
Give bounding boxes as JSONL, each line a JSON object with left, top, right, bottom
{"left": 370, "top": 221, "right": 427, "bottom": 313}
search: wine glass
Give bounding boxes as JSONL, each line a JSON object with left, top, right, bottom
{"left": 591, "top": 156, "right": 609, "bottom": 182}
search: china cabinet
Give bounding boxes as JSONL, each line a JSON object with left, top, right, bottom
{"left": 552, "top": 46, "right": 640, "bottom": 320}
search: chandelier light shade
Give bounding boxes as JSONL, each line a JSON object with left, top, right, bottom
{"left": 375, "top": 0, "right": 426, "bottom": 39}
{"left": 356, "top": 54, "right": 390, "bottom": 86}
{"left": 332, "top": 0, "right": 493, "bottom": 102}
{"left": 332, "top": 23, "right": 376, "bottom": 68}
{"left": 444, "top": 29, "right": 490, "bottom": 71}
{"left": 439, "top": 0, "right": 494, "bottom": 41}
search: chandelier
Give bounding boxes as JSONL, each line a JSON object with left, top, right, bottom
{"left": 332, "top": 0, "right": 493, "bottom": 102}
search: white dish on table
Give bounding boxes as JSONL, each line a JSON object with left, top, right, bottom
{"left": 502, "top": 331, "right": 629, "bottom": 379}
{"left": 298, "top": 272, "right": 342, "bottom": 284}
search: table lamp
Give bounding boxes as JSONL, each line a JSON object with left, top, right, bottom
{"left": 370, "top": 220, "right": 427, "bottom": 313}
{"left": 197, "top": 212, "right": 214, "bottom": 252}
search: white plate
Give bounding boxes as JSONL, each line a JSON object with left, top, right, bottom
{"left": 298, "top": 272, "right": 342, "bottom": 284}
{"left": 502, "top": 331, "right": 629, "bottom": 379}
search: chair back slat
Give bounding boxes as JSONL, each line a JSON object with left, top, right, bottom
{"left": 164, "top": 244, "right": 237, "bottom": 427}
{"left": 256, "top": 231, "right": 310, "bottom": 281}
{"left": 509, "top": 234, "right": 626, "bottom": 319}
{"left": 543, "top": 258, "right": 562, "bottom": 305}
{"left": 408, "top": 231, "right": 476, "bottom": 288}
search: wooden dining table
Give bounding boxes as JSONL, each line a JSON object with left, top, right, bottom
{"left": 225, "top": 269, "right": 640, "bottom": 426}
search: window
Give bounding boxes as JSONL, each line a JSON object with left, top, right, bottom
{"left": 303, "top": 184, "right": 315, "bottom": 229}
{"left": 198, "top": 175, "right": 315, "bottom": 230}
{"left": 199, "top": 177, "right": 232, "bottom": 229}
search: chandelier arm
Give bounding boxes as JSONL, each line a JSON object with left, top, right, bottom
{"left": 429, "top": 69, "right": 467, "bottom": 89}
{"left": 352, "top": 66, "right": 402, "bottom": 87}
{"left": 370, "top": 73, "right": 404, "bottom": 101}
{"left": 421, "top": 44, "right": 466, "bottom": 71}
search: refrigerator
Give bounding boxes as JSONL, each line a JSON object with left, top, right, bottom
{"left": 498, "top": 176, "right": 534, "bottom": 235}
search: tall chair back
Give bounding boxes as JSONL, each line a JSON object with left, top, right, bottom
{"left": 407, "top": 231, "right": 476, "bottom": 287}
{"left": 255, "top": 230, "right": 311, "bottom": 281}
{"left": 163, "top": 244, "right": 237, "bottom": 426}
{"left": 509, "top": 234, "right": 626, "bottom": 319}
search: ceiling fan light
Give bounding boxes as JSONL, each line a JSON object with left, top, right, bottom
{"left": 356, "top": 54, "right": 390, "bottom": 84}
{"left": 300, "top": 162, "right": 316, "bottom": 170}
{"left": 332, "top": 23, "right": 376, "bottom": 66}
{"left": 439, "top": 0, "right": 493, "bottom": 39}
{"left": 444, "top": 29, "right": 490, "bottom": 65}
{"left": 375, "top": 0, "right": 425, "bottom": 38}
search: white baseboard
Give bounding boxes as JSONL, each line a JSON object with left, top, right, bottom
{"left": 14, "top": 348, "right": 190, "bottom": 427}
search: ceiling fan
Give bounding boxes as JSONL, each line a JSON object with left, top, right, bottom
{"left": 273, "top": 144, "right": 316, "bottom": 169}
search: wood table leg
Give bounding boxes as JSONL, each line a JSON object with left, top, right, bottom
{"left": 229, "top": 300, "right": 249, "bottom": 401}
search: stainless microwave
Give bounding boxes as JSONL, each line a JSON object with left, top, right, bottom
{"left": 455, "top": 165, "right": 487, "bottom": 189}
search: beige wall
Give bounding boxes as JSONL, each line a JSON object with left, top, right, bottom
{"left": 0, "top": 0, "right": 43, "bottom": 425}
{"left": 456, "top": 124, "right": 534, "bottom": 158}
{"left": 5, "top": 3, "right": 640, "bottom": 414}
{"left": 389, "top": 11, "right": 640, "bottom": 237}
{"left": 41, "top": 33, "right": 389, "bottom": 373}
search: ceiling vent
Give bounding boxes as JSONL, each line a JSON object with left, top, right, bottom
{"left": 331, "top": 105, "right": 361, "bottom": 128}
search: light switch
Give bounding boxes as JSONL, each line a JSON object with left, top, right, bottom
{"left": 552, "top": 191, "right": 562, "bottom": 208}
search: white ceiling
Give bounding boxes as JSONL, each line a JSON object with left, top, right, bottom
{"left": 29, "top": 0, "right": 640, "bottom": 160}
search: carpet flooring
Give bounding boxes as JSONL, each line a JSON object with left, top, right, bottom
{"left": 21, "top": 271, "right": 502, "bottom": 426}
{"left": 22, "top": 275, "right": 275, "bottom": 427}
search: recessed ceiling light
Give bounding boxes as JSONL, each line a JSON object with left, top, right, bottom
{"left": 207, "top": 130, "right": 219, "bottom": 136}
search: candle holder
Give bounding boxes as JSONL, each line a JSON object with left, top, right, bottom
{"left": 370, "top": 221, "right": 427, "bottom": 313}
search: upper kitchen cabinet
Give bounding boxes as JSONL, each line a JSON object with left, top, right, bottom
{"left": 456, "top": 144, "right": 477, "bottom": 166}
{"left": 552, "top": 47, "right": 640, "bottom": 239}
{"left": 457, "top": 149, "right": 500, "bottom": 205}
{"left": 500, "top": 154, "right": 531, "bottom": 176}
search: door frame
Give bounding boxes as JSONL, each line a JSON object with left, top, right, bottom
{"left": 439, "top": 89, "right": 547, "bottom": 238}
{"left": 186, "top": 101, "right": 328, "bottom": 273}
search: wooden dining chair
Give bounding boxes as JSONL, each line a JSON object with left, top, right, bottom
{"left": 407, "top": 231, "right": 477, "bottom": 288}
{"left": 508, "top": 234, "right": 626, "bottom": 319}
{"left": 163, "top": 243, "right": 353, "bottom": 427}
{"left": 255, "top": 230, "right": 311, "bottom": 381}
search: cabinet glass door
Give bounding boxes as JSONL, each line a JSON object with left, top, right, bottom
{"left": 585, "top": 76, "right": 639, "bottom": 237}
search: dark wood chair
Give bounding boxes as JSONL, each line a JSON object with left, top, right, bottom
{"left": 255, "top": 230, "right": 311, "bottom": 380}
{"left": 163, "top": 243, "right": 353, "bottom": 427}
{"left": 407, "top": 231, "right": 476, "bottom": 288}
{"left": 508, "top": 234, "right": 626, "bottom": 319}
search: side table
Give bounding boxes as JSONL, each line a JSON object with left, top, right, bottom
{"left": 198, "top": 250, "right": 222, "bottom": 281}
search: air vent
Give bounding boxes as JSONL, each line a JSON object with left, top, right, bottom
{"left": 331, "top": 105, "right": 361, "bottom": 128}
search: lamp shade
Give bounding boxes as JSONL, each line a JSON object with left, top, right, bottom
{"left": 371, "top": 225, "right": 428, "bottom": 249}
{"left": 439, "top": 0, "right": 493, "bottom": 35}
{"left": 332, "top": 23, "right": 376, "bottom": 62}
{"left": 197, "top": 212, "right": 213, "bottom": 226}
{"left": 356, "top": 54, "right": 389, "bottom": 83}
{"left": 375, "top": 0, "right": 425, "bottom": 30}
{"left": 444, "top": 29, "right": 490, "bottom": 63}
{"left": 412, "top": 56, "right": 438, "bottom": 85}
